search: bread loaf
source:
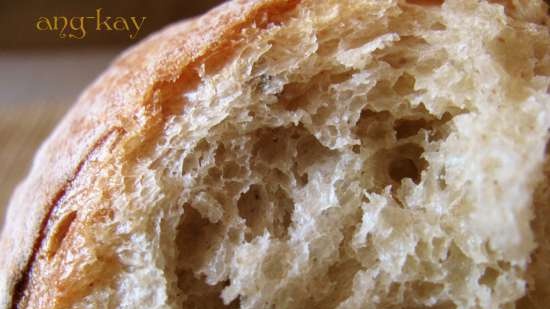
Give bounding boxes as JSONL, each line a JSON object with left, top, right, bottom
{"left": 1, "top": 0, "right": 549, "bottom": 308}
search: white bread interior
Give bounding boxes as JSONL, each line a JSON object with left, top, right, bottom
{"left": 44, "top": 0, "right": 550, "bottom": 308}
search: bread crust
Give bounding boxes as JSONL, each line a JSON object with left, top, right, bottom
{"left": 0, "top": 1, "right": 300, "bottom": 307}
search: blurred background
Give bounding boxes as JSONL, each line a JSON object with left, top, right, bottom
{"left": 0, "top": 0, "right": 225, "bottom": 228}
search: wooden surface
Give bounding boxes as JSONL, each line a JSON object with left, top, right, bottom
{"left": 0, "top": 104, "right": 70, "bottom": 228}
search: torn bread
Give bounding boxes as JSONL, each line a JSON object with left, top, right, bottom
{"left": 1, "top": 0, "right": 549, "bottom": 308}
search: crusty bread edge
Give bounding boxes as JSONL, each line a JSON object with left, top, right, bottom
{"left": 0, "top": 1, "right": 301, "bottom": 307}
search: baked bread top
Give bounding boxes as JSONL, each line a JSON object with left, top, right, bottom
{"left": 1, "top": 0, "right": 549, "bottom": 308}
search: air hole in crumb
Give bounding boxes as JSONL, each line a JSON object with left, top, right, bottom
{"left": 393, "top": 73, "right": 416, "bottom": 96}
{"left": 386, "top": 282, "right": 402, "bottom": 301}
{"left": 415, "top": 240, "right": 430, "bottom": 259}
{"left": 296, "top": 132, "right": 337, "bottom": 171}
{"left": 226, "top": 295, "right": 241, "bottom": 309}
{"left": 428, "top": 112, "right": 457, "bottom": 142}
{"left": 279, "top": 71, "right": 351, "bottom": 111}
{"left": 208, "top": 167, "right": 222, "bottom": 180}
{"left": 377, "top": 37, "right": 426, "bottom": 69}
{"left": 430, "top": 21, "right": 447, "bottom": 31}
{"left": 408, "top": 281, "right": 444, "bottom": 300}
{"left": 394, "top": 118, "right": 431, "bottom": 139}
{"left": 238, "top": 185, "right": 263, "bottom": 242}
{"left": 389, "top": 158, "right": 420, "bottom": 183}
{"left": 298, "top": 172, "right": 309, "bottom": 186}
{"left": 222, "top": 161, "right": 241, "bottom": 179}
{"left": 432, "top": 237, "right": 446, "bottom": 253}
{"left": 279, "top": 82, "right": 309, "bottom": 111}
{"left": 238, "top": 185, "right": 293, "bottom": 242}
{"left": 292, "top": 161, "right": 309, "bottom": 187}
{"left": 177, "top": 205, "right": 224, "bottom": 269}
{"left": 317, "top": 37, "right": 340, "bottom": 56}
{"left": 352, "top": 144, "right": 361, "bottom": 154}
{"left": 46, "top": 211, "right": 77, "bottom": 259}
{"left": 406, "top": 0, "right": 444, "bottom": 6}
{"left": 176, "top": 206, "right": 235, "bottom": 308}
{"left": 380, "top": 54, "right": 414, "bottom": 69}
{"left": 253, "top": 127, "right": 291, "bottom": 164}
{"left": 389, "top": 144, "right": 427, "bottom": 184}
{"left": 497, "top": 260, "right": 512, "bottom": 271}
{"left": 479, "top": 267, "right": 500, "bottom": 287}
{"left": 361, "top": 143, "right": 428, "bottom": 193}
{"left": 182, "top": 155, "right": 197, "bottom": 176}
{"left": 178, "top": 274, "right": 239, "bottom": 309}
{"left": 274, "top": 188, "right": 293, "bottom": 238}
{"left": 182, "top": 140, "right": 212, "bottom": 175}
{"left": 355, "top": 109, "right": 393, "bottom": 141}
{"left": 415, "top": 52, "right": 447, "bottom": 74}
{"left": 428, "top": 301, "right": 457, "bottom": 309}
{"left": 320, "top": 259, "right": 362, "bottom": 307}
{"left": 438, "top": 168, "right": 448, "bottom": 190}
{"left": 215, "top": 143, "right": 226, "bottom": 163}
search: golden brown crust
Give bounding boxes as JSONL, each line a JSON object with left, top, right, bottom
{"left": 0, "top": 0, "right": 301, "bottom": 308}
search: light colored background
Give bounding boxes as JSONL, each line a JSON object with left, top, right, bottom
{"left": 0, "top": 49, "right": 121, "bottom": 230}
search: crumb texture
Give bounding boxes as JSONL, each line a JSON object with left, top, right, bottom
{"left": 15, "top": 0, "right": 550, "bottom": 308}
